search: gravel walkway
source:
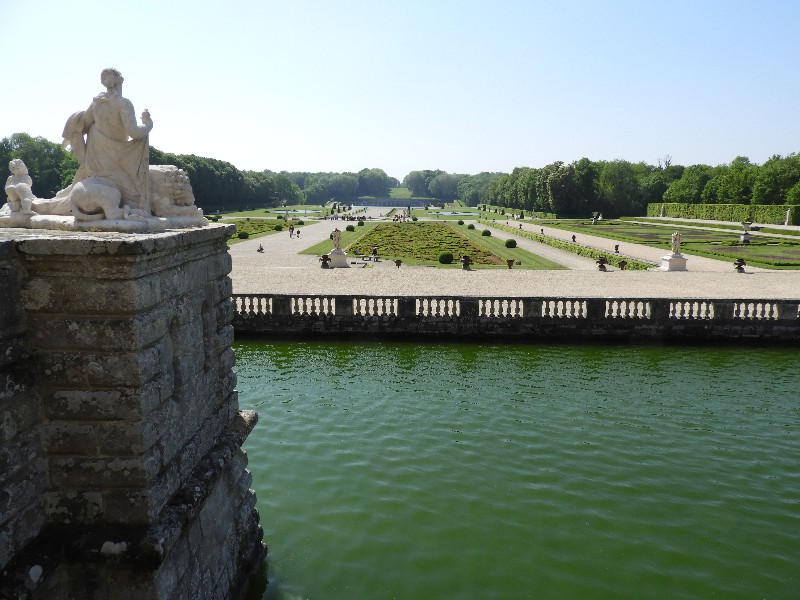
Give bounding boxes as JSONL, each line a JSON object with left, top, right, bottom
{"left": 227, "top": 218, "right": 800, "bottom": 300}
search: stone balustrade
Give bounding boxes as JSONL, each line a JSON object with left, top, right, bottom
{"left": 232, "top": 293, "right": 800, "bottom": 341}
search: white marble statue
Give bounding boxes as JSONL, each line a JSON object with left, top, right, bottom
{"left": 149, "top": 165, "right": 203, "bottom": 218}
{"left": 0, "top": 68, "right": 207, "bottom": 232}
{"left": 4, "top": 159, "right": 36, "bottom": 215}
{"left": 671, "top": 231, "right": 682, "bottom": 255}
{"left": 332, "top": 228, "right": 342, "bottom": 249}
{"left": 62, "top": 67, "right": 152, "bottom": 212}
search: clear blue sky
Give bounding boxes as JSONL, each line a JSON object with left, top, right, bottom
{"left": 2, "top": 0, "right": 798, "bottom": 181}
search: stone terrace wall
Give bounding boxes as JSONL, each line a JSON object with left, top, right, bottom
{"left": 0, "top": 239, "right": 47, "bottom": 574}
{"left": 0, "top": 226, "right": 265, "bottom": 600}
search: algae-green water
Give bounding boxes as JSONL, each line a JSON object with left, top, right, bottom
{"left": 235, "top": 341, "right": 799, "bottom": 600}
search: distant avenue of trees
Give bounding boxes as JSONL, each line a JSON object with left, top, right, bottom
{"left": 405, "top": 154, "right": 800, "bottom": 217}
{"left": 3, "top": 133, "right": 799, "bottom": 217}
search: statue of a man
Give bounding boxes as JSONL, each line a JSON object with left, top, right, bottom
{"left": 62, "top": 68, "right": 153, "bottom": 211}
{"left": 331, "top": 228, "right": 342, "bottom": 249}
{"left": 671, "top": 232, "right": 682, "bottom": 255}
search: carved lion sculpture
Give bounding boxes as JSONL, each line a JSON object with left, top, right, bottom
{"left": 149, "top": 165, "right": 203, "bottom": 217}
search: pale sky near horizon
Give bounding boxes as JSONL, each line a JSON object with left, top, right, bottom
{"left": 2, "top": 0, "right": 798, "bottom": 181}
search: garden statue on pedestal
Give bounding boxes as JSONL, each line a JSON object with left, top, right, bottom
{"left": 327, "top": 227, "right": 350, "bottom": 268}
{"left": 671, "top": 231, "right": 682, "bottom": 254}
{"left": 0, "top": 68, "right": 207, "bottom": 232}
{"left": 661, "top": 231, "right": 688, "bottom": 271}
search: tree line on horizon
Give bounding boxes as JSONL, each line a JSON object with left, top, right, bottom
{"left": 2, "top": 133, "right": 799, "bottom": 217}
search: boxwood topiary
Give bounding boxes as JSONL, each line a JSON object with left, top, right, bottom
{"left": 346, "top": 225, "right": 355, "bottom": 232}
{"left": 357, "top": 220, "right": 365, "bottom": 226}
{"left": 467, "top": 223, "right": 475, "bottom": 230}
{"left": 238, "top": 232, "right": 250, "bottom": 239}
{"left": 438, "top": 251, "right": 454, "bottom": 264}
{"left": 482, "top": 229, "right": 491, "bottom": 236}
{"left": 273, "top": 225, "right": 283, "bottom": 231}
{"left": 457, "top": 220, "right": 464, "bottom": 225}
{"left": 505, "top": 238, "right": 517, "bottom": 248}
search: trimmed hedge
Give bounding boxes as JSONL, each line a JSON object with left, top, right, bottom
{"left": 238, "top": 232, "right": 250, "bottom": 239}
{"left": 505, "top": 239, "right": 517, "bottom": 248}
{"left": 648, "top": 202, "right": 797, "bottom": 225}
{"left": 438, "top": 251, "right": 454, "bottom": 264}
{"left": 346, "top": 225, "right": 356, "bottom": 232}
{"left": 481, "top": 229, "right": 491, "bottom": 236}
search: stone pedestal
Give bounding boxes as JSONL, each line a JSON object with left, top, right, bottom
{"left": 327, "top": 247, "right": 350, "bottom": 268}
{"left": 661, "top": 253, "right": 688, "bottom": 271}
{"left": 0, "top": 225, "right": 265, "bottom": 600}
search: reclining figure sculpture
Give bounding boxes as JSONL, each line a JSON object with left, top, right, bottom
{"left": 0, "top": 68, "right": 206, "bottom": 232}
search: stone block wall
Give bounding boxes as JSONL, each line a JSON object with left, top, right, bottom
{"left": 0, "top": 226, "right": 265, "bottom": 599}
{"left": 0, "top": 239, "right": 47, "bottom": 572}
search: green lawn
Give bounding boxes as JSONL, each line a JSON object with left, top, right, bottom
{"left": 299, "top": 222, "right": 379, "bottom": 256}
{"left": 414, "top": 209, "right": 481, "bottom": 220}
{"left": 454, "top": 223, "right": 566, "bottom": 269}
{"left": 218, "top": 206, "right": 326, "bottom": 219}
{"left": 511, "top": 219, "right": 800, "bottom": 269}
{"left": 302, "top": 221, "right": 565, "bottom": 269}
{"left": 225, "top": 218, "right": 299, "bottom": 244}
{"left": 388, "top": 187, "right": 430, "bottom": 200}
{"left": 623, "top": 216, "right": 800, "bottom": 238}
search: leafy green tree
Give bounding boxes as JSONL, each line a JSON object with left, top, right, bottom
{"left": 428, "top": 173, "right": 462, "bottom": 200}
{"left": 403, "top": 171, "right": 428, "bottom": 197}
{"left": 700, "top": 158, "right": 756, "bottom": 205}
{"left": 242, "top": 170, "right": 276, "bottom": 207}
{"left": 357, "top": 168, "right": 389, "bottom": 197}
{"left": 663, "top": 164, "right": 712, "bottom": 204}
{"left": 598, "top": 160, "right": 643, "bottom": 216}
{"left": 488, "top": 174, "right": 513, "bottom": 207}
{"left": 547, "top": 162, "right": 580, "bottom": 215}
{"left": 274, "top": 173, "right": 304, "bottom": 205}
{"left": 329, "top": 174, "right": 359, "bottom": 199}
{"left": 457, "top": 172, "right": 502, "bottom": 206}
{"left": 572, "top": 158, "right": 600, "bottom": 214}
{"left": 752, "top": 154, "right": 800, "bottom": 205}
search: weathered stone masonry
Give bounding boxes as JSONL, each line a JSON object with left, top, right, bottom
{"left": 0, "top": 225, "right": 264, "bottom": 599}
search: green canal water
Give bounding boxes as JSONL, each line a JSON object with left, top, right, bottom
{"left": 235, "top": 340, "right": 799, "bottom": 600}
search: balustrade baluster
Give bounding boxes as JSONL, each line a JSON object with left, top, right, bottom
{"left": 230, "top": 293, "right": 799, "bottom": 338}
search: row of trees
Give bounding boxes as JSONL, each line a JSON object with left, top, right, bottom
{"left": 662, "top": 155, "right": 800, "bottom": 206}
{"left": 290, "top": 168, "right": 396, "bottom": 204}
{"left": 3, "top": 132, "right": 799, "bottom": 216}
{"left": 405, "top": 154, "right": 800, "bottom": 217}
{"left": 482, "top": 159, "right": 682, "bottom": 217}
{"left": 1, "top": 134, "right": 399, "bottom": 212}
